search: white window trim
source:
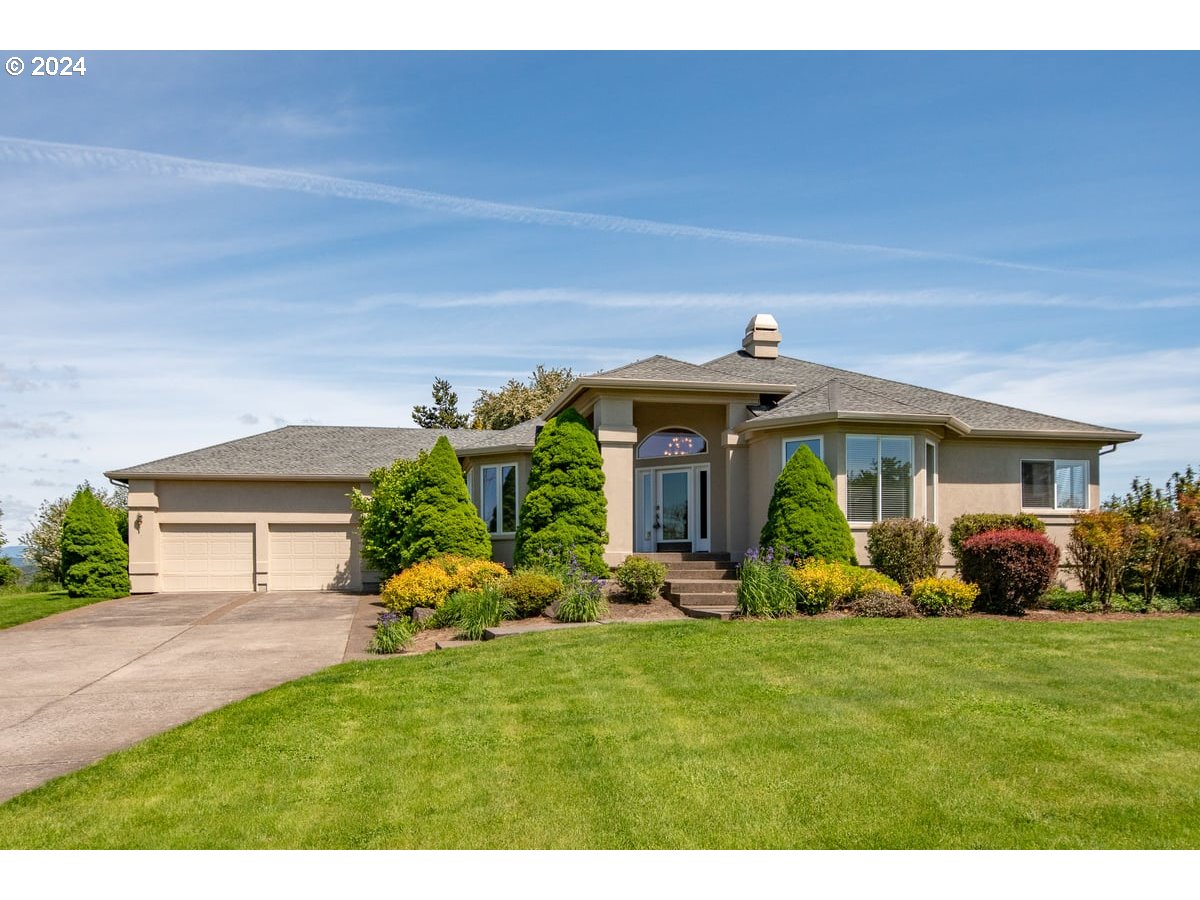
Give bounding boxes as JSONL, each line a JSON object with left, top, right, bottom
{"left": 782, "top": 435, "right": 824, "bottom": 467}
{"left": 480, "top": 462, "right": 520, "bottom": 536}
{"left": 1021, "top": 458, "right": 1090, "bottom": 511}
{"left": 845, "top": 434, "right": 915, "bottom": 525}
{"left": 925, "top": 440, "right": 938, "bottom": 524}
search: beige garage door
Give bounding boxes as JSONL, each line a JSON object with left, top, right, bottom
{"left": 268, "top": 525, "right": 355, "bottom": 591}
{"left": 160, "top": 524, "right": 255, "bottom": 592}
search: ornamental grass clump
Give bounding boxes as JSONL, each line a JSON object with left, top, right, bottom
{"left": 960, "top": 529, "right": 1059, "bottom": 615}
{"left": 736, "top": 546, "right": 797, "bottom": 618}
{"left": 453, "top": 583, "right": 516, "bottom": 641}
{"left": 614, "top": 556, "right": 668, "bottom": 603}
{"left": 555, "top": 554, "right": 609, "bottom": 623}
{"left": 380, "top": 554, "right": 509, "bottom": 614}
{"left": 909, "top": 576, "right": 978, "bottom": 617}
{"left": 369, "top": 611, "right": 416, "bottom": 654}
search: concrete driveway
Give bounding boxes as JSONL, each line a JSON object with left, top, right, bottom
{"left": 0, "top": 591, "right": 367, "bottom": 803}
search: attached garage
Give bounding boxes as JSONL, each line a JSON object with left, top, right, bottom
{"left": 268, "top": 525, "right": 354, "bottom": 592}
{"left": 160, "top": 524, "right": 255, "bottom": 592}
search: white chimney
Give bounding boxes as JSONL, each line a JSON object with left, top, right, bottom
{"left": 742, "top": 313, "right": 781, "bottom": 359}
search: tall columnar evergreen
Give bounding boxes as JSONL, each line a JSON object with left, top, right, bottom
{"left": 61, "top": 487, "right": 131, "bottom": 599}
{"left": 399, "top": 437, "right": 491, "bottom": 567}
{"left": 759, "top": 445, "right": 856, "bottom": 563}
{"left": 513, "top": 407, "right": 609, "bottom": 576}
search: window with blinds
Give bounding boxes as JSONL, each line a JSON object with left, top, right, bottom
{"left": 847, "top": 435, "right": 913, "bottom": 522}
{"left": 1022, "top": 459, "right": 1088, "bottom": 509}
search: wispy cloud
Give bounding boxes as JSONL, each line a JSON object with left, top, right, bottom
{"left": 360, "top": 287, "right": 1200, "bottom": 313}
{"left": 1, "top": 136, "right": 1188, "bottom": 286}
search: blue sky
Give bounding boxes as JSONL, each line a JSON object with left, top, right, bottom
{"left": 1, "top": 51, "right": 1198, "bottom": 540}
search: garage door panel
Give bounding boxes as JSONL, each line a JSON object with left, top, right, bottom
{"left": 161, "top": 525, "right": 254, "bottom": 592}
{"left": 268, "top": 526, "right": 355, "bottom": 591}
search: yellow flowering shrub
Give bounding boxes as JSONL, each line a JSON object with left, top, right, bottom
{"left": 909, "top": 576, "right": 979, "bottom": 616}
{"left": 381, "top": 555, "right": 509, "bottom": 613}
{"left": 848, "top": 567, "right": 904, "bottom": 599}
{"left": 788, "top": 559, "right": 856, "bottom": 613}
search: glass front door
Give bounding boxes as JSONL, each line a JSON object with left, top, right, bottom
{"left": 636, "top": 465, "right": 710, "bottom": 552}
{"left": 657, "top": 469, "right": 691, "bottom": 543}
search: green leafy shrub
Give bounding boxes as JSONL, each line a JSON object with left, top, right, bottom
{"left": 866, "top": 519, "right": 943, "bottom": 589}
{"left": 1067, "top": 511, "right": 1134, "bottom": 608}
{"left": 500, "top": 571, "right": 563, "bottom": 618}
{"left": 350, "top": 452, "right": 429, "bottom": 579}
{"left": 736, "top": 548, "right": 797, "bottom": 618}
{"left": 380, "top": 555, "right": 508, "bottom": 614}
{"left": 1040, "top": 586, "right": 1101, "bottom": 612}
{"left": 453, "top": 584, "right": 516, "bottom": 640}
{"left": 514, "top": 408, "right": 609, "bottom": 577}
{"left": 949, "top": 513, "right": 1045, "bottom": 567}
{"left": 370, "top": 611, "right": 416, "bottom": 654}
{"left": 614, "top": 556, "right": 667, "bottom": 603}
{"left": 759, "top": 445, "right": 855, "bottom": 563}
{"left": 909, "top": 576, "right": 978, "bottom": 617}
{"left": 400, "top": 437, "right": 492, "bottom": 567}
{"left": 60, "top": 487, "right": 130, "bottom": 599}
{"left": 0, "top": 559, "right": 20, "bottom": 587}
{"left": 849, "top": 591, "right": 919, "bottom": 618}
{"left": 555, "top": 559, "right": 608, "bottom": 623}
{"left": 788, "top": 558, "right": 856, "bottom": 614}
{"left": 961, "top": 529, "right": 1060, "bottom": 614}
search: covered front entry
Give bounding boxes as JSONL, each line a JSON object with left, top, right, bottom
{"left": 635, "top": 463, "right": 711, "bottom": 552}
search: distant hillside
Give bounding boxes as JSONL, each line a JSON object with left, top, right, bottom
{"left": 1, "top": 546, "right": 35, "bottom": 574}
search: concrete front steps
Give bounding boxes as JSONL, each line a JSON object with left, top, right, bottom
{"left": 653, "top": 552, "right": 740, "bottom": 620}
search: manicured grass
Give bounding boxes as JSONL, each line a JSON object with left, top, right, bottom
{"left": 0, "top": 590, "right": 108, "bottom": 630}
{"left": 1, "top": 618, "right": 1199, "bottom": 848}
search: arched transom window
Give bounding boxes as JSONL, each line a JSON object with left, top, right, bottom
{"left": 637, "top": 428, "right": 707, "bottom": 459}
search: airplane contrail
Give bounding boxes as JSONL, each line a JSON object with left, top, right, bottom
{"left": 0, "top": 135, "right": 1184, "bottom": 285}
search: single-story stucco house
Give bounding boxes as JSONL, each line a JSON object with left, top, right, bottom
{"left": 106, "top": 314, "right": 1139, "bottom": 594}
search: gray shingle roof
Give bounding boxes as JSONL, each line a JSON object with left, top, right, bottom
{"left": 705, "top": 351, "right": 1136, "bottom": 435}
{"left": 107, "top": 423, "right": 536, "bottom": 480}
{"left": 753, "top": 378, "right": 941, "bottom": 420}
{"left": 591, "top": 354, "right": 779, "bottom": 385}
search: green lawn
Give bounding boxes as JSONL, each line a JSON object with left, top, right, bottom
{"left": 0, "top": 590, "right": 110, "bottom": 630}
{"left": 1, "top": 618, "right": 1198, "bottom": 848}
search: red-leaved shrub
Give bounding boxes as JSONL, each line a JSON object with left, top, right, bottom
{"left": 960, "top": 528, "right": 1060, "bottom": 614}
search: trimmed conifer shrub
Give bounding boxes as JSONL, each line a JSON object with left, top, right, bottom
{"left": 399, "top": 437, "right": 491, "bottom": 567}
{"left": 513, "top": 408, "right": 609, "bottom": 576}
{"left": 759, "top": 445, "right": 855, "bottom": 563}
{"left": 61, "top": 487, "right": 130, "bottom": 599}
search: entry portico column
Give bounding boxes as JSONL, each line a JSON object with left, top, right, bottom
{"left": 593, "top": 397, "right": 637, "bottom": 567}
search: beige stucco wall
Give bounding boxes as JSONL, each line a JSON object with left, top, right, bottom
{"left": 127, "top": 478, "right": 372, "bottom": 594}
{"left": 739, "top": 427, "right": 1106, "bottom": 572}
